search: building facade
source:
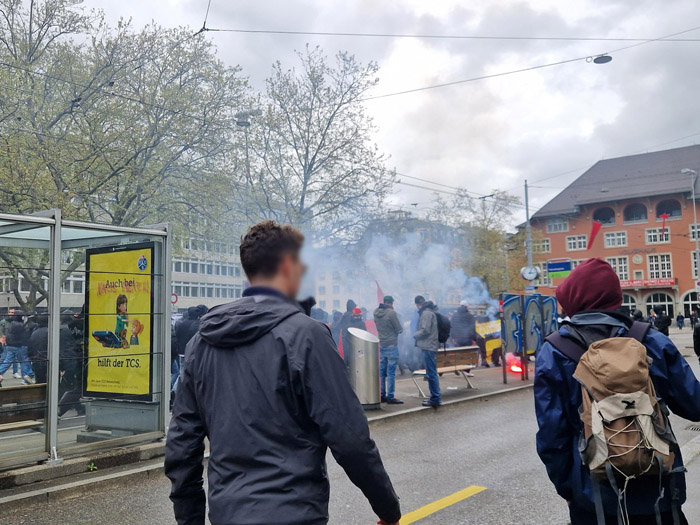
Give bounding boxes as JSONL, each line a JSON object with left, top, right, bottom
{"left": 530, "top": 145, "right": 700, "bottom": 317}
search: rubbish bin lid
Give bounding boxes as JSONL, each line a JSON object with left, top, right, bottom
{"left": 347, "top": 327, "right": 379, "bottom": 343}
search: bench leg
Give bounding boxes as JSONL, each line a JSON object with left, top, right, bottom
{"left": 460, "top": 370, "right": 476, "bottom": 389}
{"left": 411, "top": 375, "right": 428, "bottom": 398}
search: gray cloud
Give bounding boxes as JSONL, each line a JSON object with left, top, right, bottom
{"left": 85, "top": 0, "right": 700, "bottom": 225}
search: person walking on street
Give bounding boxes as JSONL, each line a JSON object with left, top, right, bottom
{"left": 676, "top": 313, "right": 685, "bottom": 330}
{"left": 413, "top": 295, "right": 441, "bottom": 407}
{"left": 535, "top": 258, "right": 700, "bottom": 525}
{"left": 654, "top": 307, "right": 671, "bottom": 336}
{"left": 450, "top": 300, "right": 476, "bottom": 347}
{"left": 694, "top": 319, "right": 700, "bottom": 367}
{"left": 374, "top": 296, "right": 403, "bottom": 405}
{"left": 165, "top": 221, "right": 400, "bottom": 525}
{"left": 0, "top": 310, "right": 35, "bottom": 386}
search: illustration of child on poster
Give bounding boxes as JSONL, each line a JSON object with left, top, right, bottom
{"left": 115, "top": 294, "right": 130, "bottom": 348}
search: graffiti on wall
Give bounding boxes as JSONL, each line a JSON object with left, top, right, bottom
{"left": 502, "top": 294, "right": 558, "bottom": 356}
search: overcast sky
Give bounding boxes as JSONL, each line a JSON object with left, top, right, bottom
{"left": 85, "top": 0, "right": 700, "bottom": 225}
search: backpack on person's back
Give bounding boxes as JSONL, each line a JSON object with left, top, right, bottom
{"left": 435, "top": 312, "right": 451, "bottom": 345}
{"left": 546, "top": 321, "right": 681, "bottom": 523}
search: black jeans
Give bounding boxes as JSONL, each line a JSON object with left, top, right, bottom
{"left": 570, "top": 507, "right": 688, "bottom": 525}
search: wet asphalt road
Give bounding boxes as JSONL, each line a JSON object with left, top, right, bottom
{"left": 4, "top": 376, "right": 700, "bottom": 525}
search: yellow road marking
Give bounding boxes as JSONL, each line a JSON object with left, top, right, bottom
{"left": 401, "top": 485, "right": 487, "bottom": 524}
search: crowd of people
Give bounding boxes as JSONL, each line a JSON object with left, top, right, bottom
{"left": 0, "top": 308, "right": 85, "bottom": 416}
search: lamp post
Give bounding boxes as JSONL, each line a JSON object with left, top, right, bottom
{"left": 682, "top": 168, "right": 699, "bottom": 295}
{"left": 235, "top": 109, "right": 262, "bottom": 182}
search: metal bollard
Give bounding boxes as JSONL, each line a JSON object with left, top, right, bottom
{"left": 346, "top": 327, "right": 381, "bottom": 410}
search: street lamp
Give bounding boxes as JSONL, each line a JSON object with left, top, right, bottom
{"left": 235, "top": 109, "right": 262, "bottom": 181}
{"left": 682, "top": 168, "right": 699, "bottom": 294}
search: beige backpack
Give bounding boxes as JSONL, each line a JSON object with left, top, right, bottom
{"left": 546, "top": 322, "right": 682, "bottom": 525}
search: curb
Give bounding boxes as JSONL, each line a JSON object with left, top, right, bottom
{"left": 0, "top": 384, "right": 534, "bottom": 510}
{"left": 367, "top": 383, "right": 534, "bottom": 427}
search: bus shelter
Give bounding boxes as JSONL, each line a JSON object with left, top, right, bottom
{"left": 0, "top": 210, "right": 171, "bottom": 470}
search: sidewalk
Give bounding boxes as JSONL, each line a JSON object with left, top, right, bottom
{"left": 367, "top": 363, "right": 533, "bottom": 420}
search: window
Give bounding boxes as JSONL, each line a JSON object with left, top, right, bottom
{"left": 571, "top": 259, "right": 586, "bottom": 269}
{"left": 318, "top": 272, "right": 326, "bottom": 281}
{"left": 333, "top": 300, "right": 340, "bottom": 309}
{"left": 621, "top": 294, "right": 637, "bottom": 312}
{"left": 645, "top": 292, "right": 674, "bottom": 317}
{"left": 624, "top": 203, "right": 648, "bottom": 224}
{"left": 605, "top": 257, "right": 629, "bottom": 280}
{"left": 683, "top": 292, "right": 700, "bottom": 316}
{"left": 533, "top": 239, "right": 551, "bottom": 254}
{"left": 656, "top": 199, "right": 681, "bottom": 219}
{"left": 546, "top": 218, "right": 569, "bottom": 233}
{"left": 693, "top": 251, "right": 700, "bottom": 279}
{"left": 634, "top": 270, "right": 644, "bottom": 280}
{"left": 690, "top": 224, "right": 700, "bottom": 241}
{"left": 319, "top": 300, "right": 326, "bottom": 309}
{"left": 593, "top": 207, "right": 616, "bottom": 225}
{"left": 332, "top": 285, "right": 340, "bottom": 294}
{"left": 566, "top": 235, "right": 587, "bottom": 251}
{"left": 645, "top": 227, "right": 670, "bottom": 244}
{"left": 648, "top": 254, "right": 672, "bottom": 279}
{"left": 318, "top": 286, "right": 326, "bottom": 295}
{"left": 174, "top": 260, "right": 182, "bottom": 272}
{"left": 533, "top": 262, "right": 551, "bottom": 287}
{"left": 604, "top": 231, "right": 627, "bottom": 248}
{"left": 61, "top": 273, "right": 85, "bottom": 294}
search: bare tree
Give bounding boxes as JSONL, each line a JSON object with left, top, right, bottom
{"left": 234, "top": 46, "right": 395, "bottom": 244}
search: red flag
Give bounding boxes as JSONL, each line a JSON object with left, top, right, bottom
{"left": 375, "top": 280, "right": 384, "bottom": 305}
{"left": 660, "top": 213, "right": 670, "bottom": 238}
{"left": 587, "top": 221, "right": 603, "bottom": 251}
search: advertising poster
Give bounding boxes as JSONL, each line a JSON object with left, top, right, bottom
{"left": 85, "top": 242, "right": 154, "bottom": 399}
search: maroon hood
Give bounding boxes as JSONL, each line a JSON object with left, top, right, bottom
{"left": 556, "top": 258, "right": 623, "bottom": 316}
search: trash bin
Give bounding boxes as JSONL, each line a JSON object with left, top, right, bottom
{"left": 346, "top": 327, "right": 381, "bottom": 410}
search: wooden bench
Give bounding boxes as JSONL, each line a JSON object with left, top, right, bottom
{"left": 412, "top": 346, "right": 479, "bottom": 398}
{"left": 0, "top": 383, "right": 46, "bottom": 432}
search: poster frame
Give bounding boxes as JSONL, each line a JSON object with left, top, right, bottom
{"left": 83, "top": 241, "right": 155, "bottom": 401}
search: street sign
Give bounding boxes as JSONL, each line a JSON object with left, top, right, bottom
{"left": 546, "top": 259, "right": 573, "bottom": 279}
{"left": 525, "top": 285, "right": 536, "bottom": 291}
{"left": 171, "top": 293, "right": 178, "bottom": 305}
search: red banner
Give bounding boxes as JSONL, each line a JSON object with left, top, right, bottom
{"left": 376, "top": 280, "right": 384, "bottom": 305}
{"left": 619, "top": 278, "right": 676, "bottom": 288}
{"left": 588, "top": 221, "right": 603, "bottom": 250}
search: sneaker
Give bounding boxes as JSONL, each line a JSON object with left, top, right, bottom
{"left": 13, "top": 372, "right": 21, "bottom": 379}
{"left": 422, "top": 400, "right": 441, "bottom": 407}
{"left": 386, "top": 398, "right": 404, "bottom": 405}
{"left": 381, "top": 396, "right": 388, "bottom": 403}
{"left": 23, "top": 375, "right": 36, "bottom": 385}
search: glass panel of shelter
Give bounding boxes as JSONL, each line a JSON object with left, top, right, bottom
{"left": 57, "top": 234, "right": 166, "bottom": 453}
{"left": 0, "top": 220, "right": 53, "bottom": 468}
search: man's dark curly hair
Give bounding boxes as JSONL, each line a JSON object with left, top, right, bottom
{"left": 240, "top": 221, "right": 305, "bottom": 279}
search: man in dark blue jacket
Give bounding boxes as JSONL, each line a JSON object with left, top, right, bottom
{"left": 535, "top": 258, "right": 700, "bottom": 525}
{"left": 165, "top": 221, "right": 400, "bottom": 525}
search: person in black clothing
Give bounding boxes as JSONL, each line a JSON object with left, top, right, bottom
{"left": 694, "top": 320, "right": 700, "bottom": 367}
{"left": 654, "top": 306, "right": 672, "bottom": 336}
{"left": 165, "top": 221, "right": 400, "bottom": 525}
{"left": 450, "top": 301, "right": 476, "bottom": 347}
{"left": 58, "top": 311, "right": 84, "bottom": 416}
{"left": 329, "top": 310, "right": 343, "bottom": 344}
{"left": 28, "top": 314, "right": 49, "bottom": 384}
{"left": 175, "top": 307, "right": 201, "bottom": 358}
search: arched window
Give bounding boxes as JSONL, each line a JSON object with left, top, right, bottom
{"left": 621, "top": 294, "right": 637, "bottom": 313}
{"left": 624, "top": 203, "right": 648, "bottom": 223}
{"left": 683, "top": 291, "right": 700, "bottom": 317}
{"left": 593, "top": 207, "right": 616, "bottom": 225}
{"left": 656, "top": 199, "right": 682, "bottom": 219}
{"left": 645, "top": 292, "right": 674, "bottom": 317}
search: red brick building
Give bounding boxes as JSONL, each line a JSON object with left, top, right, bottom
{"left": 529, "top": 145, "right": 700, "bottom": 317}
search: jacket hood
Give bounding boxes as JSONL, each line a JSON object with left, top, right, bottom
{"left": 199, "top": 296, "right": 302, "bottom": 347}
{"left": 420, "top": 301, "right": 437, "bottom": 313}
{"left": 374, "top": 304, "right": 391, "bottom": 318}
{"left": 346, "top": 299, "right": 357, "bottom": 312}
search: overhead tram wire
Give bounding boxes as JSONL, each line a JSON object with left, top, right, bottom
{"left": 200, "top": 27, "right": 700, "bottom": 43}
{"left": 196, "top": 0, "right": 214, "bottom": 35}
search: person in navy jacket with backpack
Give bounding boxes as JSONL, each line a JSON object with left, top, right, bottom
{"left": 535, "top": 258, "right": 700, "bottom": 525}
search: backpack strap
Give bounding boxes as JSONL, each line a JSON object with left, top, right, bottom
{"left": 627, "top": 321, "right": 651, "bottom": 343}
{"left": 544, "top": 332, "right": 586, "bottom": 363}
